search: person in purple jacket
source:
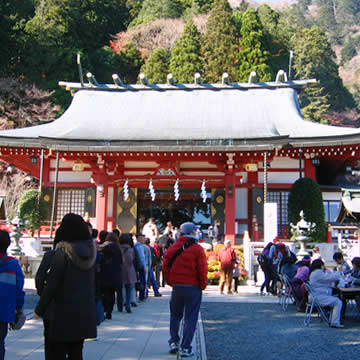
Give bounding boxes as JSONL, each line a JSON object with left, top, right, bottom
{"left": 0, "top": 230, "right": 25, "bottom": 360}
{"left": 290, "top": 255, "right": 311, "bottom": 311}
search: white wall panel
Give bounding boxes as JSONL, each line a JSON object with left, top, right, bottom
{"left": 107, "top": 187, "right": 114, "bottom": 218}
{"left": 268, "top": 156, "right": 299, "bottom": 169}
{"left": 49, "top": 171, "right": 92, "bottom": 182}
{"left": 322, "top": 191, "right": 341, "bottom": 201}
{"left": 258, "top": 171, "right": 303, "bottom": 184}
{"left": 236, "top": 188, "right": 248, "bottom": 219}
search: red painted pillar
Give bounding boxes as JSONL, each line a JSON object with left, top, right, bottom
{"left": 326, "top": 224, "right": 332, "bottom": 243}
{"left": 93, "top": 173, "right": 107, "bottom": 231}
{"left": 304, "top": 159, "right": 316, "bottom": 179}
{"left": 225, "top": 173, "right": 236, "bottom": 245}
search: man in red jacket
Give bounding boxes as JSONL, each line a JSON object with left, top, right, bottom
{"left": 218, "top": 239, "right": 236, "bottom": 294}
{"left": 163, "top": 222, "right": 208, "bottom": 358}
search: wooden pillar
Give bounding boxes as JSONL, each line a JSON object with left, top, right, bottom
{"left": 304, "top": 159, "right": 316, "bottom": 179}
{"left": 326, "top": 224, "right": 332, "bottom": 243}
{"left": 225, "top": 173, "right": 236, "bottom": 245}
{"left": 93, "top": 173, "right": 107, "bottom": 231}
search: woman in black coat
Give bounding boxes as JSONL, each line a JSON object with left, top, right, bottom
{"left": 99, "top": 232, "right": 123, "bottom": 318}
{"left": 34, "top": 213, "right": 97, "bottom": 360}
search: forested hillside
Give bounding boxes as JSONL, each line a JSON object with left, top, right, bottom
{"left": 1, "top": 0, "right": 359, "bottom": 127}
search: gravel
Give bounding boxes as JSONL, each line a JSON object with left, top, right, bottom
{"left": 201, "top": 302, "right": 360, "bottom": 360}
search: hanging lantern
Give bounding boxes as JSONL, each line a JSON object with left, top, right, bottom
{"left": 174, "top": 179, "right": 180, "bottom": 201}
{"left": 149, "top": 179, "right": 156, "bottom": 201}
{"left": 201, "top": 180, "right": 207, "bottom": 203}
{"left": 123, "top": 179, "right": 129, "bottom": 201}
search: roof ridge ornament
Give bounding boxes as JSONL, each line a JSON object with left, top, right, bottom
{"left": 194, "top": 73, "right": 202, "bottom": 85}
{"left": 167, "top": 73, "right": 175, "bottom": 85}
{"left": 86, "top": 72, "right": 99, "bottom": 86}
{"left": 222, "top": 72, "right": 230, "bottom": 85}
{"left": 248, "top": 71, "right": 257, "bottom": 84}
{"left": 276, "top": 70, "right": 288, "bottom": 83}
{"left": 112, "top": 74, "right": 124, "bottom": 87}
{"left": 139, "top": 73, "right": 148, "bottom": 86}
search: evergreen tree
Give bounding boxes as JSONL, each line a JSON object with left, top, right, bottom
{"left": 130, "top": 0, "right": 183, "bottom": 27}
{"left": 236, "top": 8, "right": 272, "bottom": 82}
{"left": 169, "top": 19, "right": 203, "bottom": 83}
{"left": 257, "top": 5, "right": 288, "bottom": 76}
{"left": 0, "top": 0, "right": 34, "bottom": 76}
{"left": 299, "top": 83, "right": 330, "bottom": 123}
{"left": 179, "top": 0, "right": 214, "bottom": 14}
{"left": 292, "top": 26, "right": 355, "bottom": 112}
{"left": 140, "top": 48, "right": 170, "bottom": 84}
{"left": 122, "top": 42, "right": 144, "bottom": 84}
{"left": 202, "top": 0, "right": 237, "bottom": 82}
{"left": 288, "top": 177, "right": 326, "bottom": 243}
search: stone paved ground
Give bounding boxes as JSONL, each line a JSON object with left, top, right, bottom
{"left": 201, "top": 301, "right": 360, "bottom": 360}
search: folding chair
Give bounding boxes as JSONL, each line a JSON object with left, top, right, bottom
{"left": 279, "top": 274, "right": 296, "bottom": 311}
{"left": 304, "top": 282, "right": 331, "bottom": 327}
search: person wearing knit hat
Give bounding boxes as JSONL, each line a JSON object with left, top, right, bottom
{"left": 163, "top": 222, "right": 207, "bottom": 357}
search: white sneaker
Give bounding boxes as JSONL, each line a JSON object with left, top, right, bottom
{"left": 179, "top": 348, "right": 194, "bottom": 357}
{"left": 169, "top": 342, "right": 179, "bottom": 354}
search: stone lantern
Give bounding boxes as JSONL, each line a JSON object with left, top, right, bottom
{"left": 290, "top": 210, "right": 316, "bottom": 256}
{"left": 10, "top": 215, "right": 25, "bottom": 256}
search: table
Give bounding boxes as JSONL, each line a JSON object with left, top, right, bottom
{"left": 338, "top": 287, "right": 360, "bottom": 299}
{"left": 338, "top": 287, "right": 360, "bottom": 319}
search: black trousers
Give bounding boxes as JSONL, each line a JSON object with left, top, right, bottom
{"left": 48, "top": 339, "right": 84, "bottom": 360}
{"left": 102, "top": 287, "right": 115, "bottom": 315}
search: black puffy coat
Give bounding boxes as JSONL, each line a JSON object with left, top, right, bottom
{"left": 99, "top": 242, "right": 123, "bottom": 289}
{"left": 35, "top": 240, "right": 97, "bottom": 341}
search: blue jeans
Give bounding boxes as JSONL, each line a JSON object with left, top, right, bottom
{"left": 139, "top": 270, "right": 147, "bottom": 300}
{"left": 169, "top": 285, "right": 202, "bottom": 351}
{"left": 0, "top": 322, "right": 8, "bottom": 360}
{"left": 148, "top": 268, "right": 160, "bottom": 295}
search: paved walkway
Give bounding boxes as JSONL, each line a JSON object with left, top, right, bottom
{"left": 6, "top": 280, "right": 212, "bottom": 360}
{"left": 5, "top": 279, "right": 283, "bottom": 360}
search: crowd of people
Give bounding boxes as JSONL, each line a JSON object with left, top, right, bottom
{"left": 0, "top": 213, "right": 212, "bottom": 359}
{"left": 32, "top": 214, "right": 183, "bottom": 359}
{"left": 257, "top": 238, "right": 360, "bottom": 328}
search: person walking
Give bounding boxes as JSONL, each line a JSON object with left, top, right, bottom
{"left": 163, "top": 222, "right": 208, "bottom": 358}
{"left": 99, "top": 232, "right": 123, "bottom": 318}
{"left": 34, "top": 213, "right": 97, "bottom": 359}
{"left": 0, "top": 230, "right": 25, "bottom": 360}
{"left": 218, "top": 239, "right": 237, "bottom": 294}
{"left": 134, "top": 234, "right": 146, "bottom": 301}
{"left": 35, "top": 229, "right": 63, "bottom": 359}
{"left": 119, "top": 233, "right": 137, "bottom": 313}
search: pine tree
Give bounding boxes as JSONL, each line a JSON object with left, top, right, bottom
{"left": 201, "top": 0, "right": 237, "bottom": 82}
{"left": 140, "top": 48, "right": 170, "bottom": 84}
{"left": 236, "top": 8, "right": 272, "bottom": 82}
{"left": 292, "top": 26, "right": 355, "bottom": 111}
{"left": 257, "top": 4, "right": 288, "bottom": 76}
{"left": 169, "top": 19, "right": 203, "bottom": 83}
{"left": 299, "top": 83, "right": 331, "bottom": 123}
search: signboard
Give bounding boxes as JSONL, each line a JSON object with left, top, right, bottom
{"left": 264, "top": 202, "right": 278, "bottom": 244}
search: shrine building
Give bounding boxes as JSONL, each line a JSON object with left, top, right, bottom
{"left": 1, "top": 70, "right": 360, "bottom": 243}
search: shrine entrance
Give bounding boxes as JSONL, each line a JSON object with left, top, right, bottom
{"left": 137, "top": 188, "right": 212, "bottom": 232}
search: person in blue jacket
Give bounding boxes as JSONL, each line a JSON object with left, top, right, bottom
{"left": 0, "top": 229, "right": 25, "bottom": 360}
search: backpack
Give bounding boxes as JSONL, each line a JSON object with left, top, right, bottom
{"left": 283, "top": 250, "right": 297, "bottom": 265}
{"left": 257, "top": 253, "right": 269, "bottom": 270}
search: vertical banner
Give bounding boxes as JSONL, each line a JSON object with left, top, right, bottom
{"left": 264, "top": 202, "right": 278, "bottom": 244}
